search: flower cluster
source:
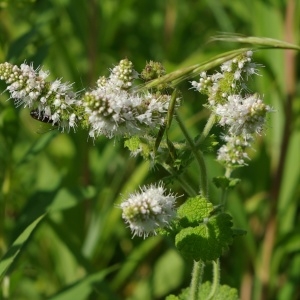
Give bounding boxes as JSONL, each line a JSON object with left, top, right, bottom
{"left": 217, "top": 135, "right": 252, "bottom": 167}
{"left": 83, "top": 59, "right": 171, "bottom": 138}
{"left": 0, "top": 62, "right": 80, "bottom": 131}
{"left": 191, "top": 51, "right": 260, "bottom": 106}
{"left": 215, "top": 94, "right": 271, "bottom": 137}
{"left": 120, "top": 183, "right": 177, "bottom": 238}
{"left": 0, "top": 59, "right": 173, "bottom": 138}
{"left": 192, "top": 51, "right": 272, "bottom": 170}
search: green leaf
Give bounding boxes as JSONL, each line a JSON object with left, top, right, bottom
{"left": 196, "top": 134, "right": 218, "bottom": 153}
{"left": 124, "top": 136, "right": 142, "bottom": 152}
{"left": 167, "top": 282, "right": 239, "bottom": 300}
{"left": 110, "top": 237, "right": 161, "bottom": 290}
{"left": 153, "top": 250, "right": 185, "bottom": 298}
{"left": 213, "top": 176, "right": 241, "bottom": 189}
{"left": 198, "top": 281, "right": 239, "bottom": 300}
{"left": 48, "top": 266, "right": 119, "bottom": 300}
{"left": 16, "top": 130, "right": 59, "bottom": 166}
{"left": 175, "top": 213, "right": 233, "bottom": 262}
{"left": 166, "top": 296, "right": 179, "bottom": 300}
{"left": 49, "top": 188, "right": 89, "bottom": 212}
{"left": 177, "top": 196, "right": 214, "bottom": 227}
{"left": 11, "top": 187, "right": 94, "bottom": 242}
{"left": 124, "top": 136, "right": 153, "bottom": 159}
{"left": 166, "top": 138, "right": 178, "bottom": 162}
{"left": 7, "top": 27, "right": 38, "bottom": 61}
{"left": 0, "top": 215, "right": 45, "bottom": 280}
{"left": 166, "top": 88, "right": 178, "bottom": 130}
{"left": 232, "top": 228, "right": 247, "bottom": 237}
{"left": 166, "top": 287, "right": 189, "bottom": 300}
{"left": 0, "top": 106, "right": 19, "bottom": 144}
{"left": 154, "top": 124, "right": 166, "bottom": 154}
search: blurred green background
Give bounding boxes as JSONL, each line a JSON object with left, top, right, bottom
{"left": 0, "top": 0, "right": 300, "bottom": 299}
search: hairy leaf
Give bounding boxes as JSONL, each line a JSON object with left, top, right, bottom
{"left": 177, "top": 196, "right": 214, "bottom": 227}
{"left": 175, "top": 213, "right": 233, "bottom": 262}
{"left": 213, "top": 176, "right": 241, "bottom": 189}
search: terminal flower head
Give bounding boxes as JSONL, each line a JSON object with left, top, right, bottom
{"left": 83, "top": 59, "right": 171, "bottom": 138}
{"left": 0, "top": 62, "right": 80, "bottom": 131}
{"left": 120, "top": 183, "right": 177, "bottom": 238}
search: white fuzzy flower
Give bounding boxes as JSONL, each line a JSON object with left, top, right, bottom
{"left": 0, "top": 62, "right": 47, "bottom": 108}
{"left": 107, "top": 58, "right": 136, "bottom": 90}
{"left": 120, "top": 183, "right": 177, "bottom": 238}
{"left": 215, "top": 94, "right": 271, "bottom": 136}
{"left": 83, "top": 60, "right": 170, "bottom": 138}
{"left": 0, "top": 62, "right": 80, "bottom": 132}
{"left": 217, "top": 135, "right": 253, "bottom": 168}
{"left": 192, "top": 51, "right": 263, "bottom": 109}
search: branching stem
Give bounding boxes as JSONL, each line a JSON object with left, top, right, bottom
{"left": 176, "top": 114, "right": 208, "bottom": 198}
{"left": 162, "top": 163, "right": 197, "bottom": 197}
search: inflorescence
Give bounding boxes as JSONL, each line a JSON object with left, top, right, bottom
{"left": 191, "top": 51, "right": 272, "bottom": 170}
{"left": 0, "top": 53, "right": 272, "bottom": 237}
{"left": 120, "top": 183, "right": 177, "bottom": 238}
{"left": 83, "top": 59, "right": 171, "bottom": 138}
{"left": 0, "top": 62, "right": 80, "bottom": 131}
{"left": 0, "top": 59, "right": 172, "bottom": 138}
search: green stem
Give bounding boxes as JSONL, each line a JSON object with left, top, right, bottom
{"left": 207, "top": 259, "right": 221, "bottom": 299}
{"left": 220, "top": 167, "right": 232, "bottom": 207}
{"left": 176, "top": 114, "right": 208, "bottom": 198}
{"left": 190, "top": 260, "right": 205, "bottom": 300}
{"left": 225, "top": 168, "right": 232, "bottom": 178}
{"left": 220, "top": 189, "right": 228, "bottom": 209}
{"left": 162, "top": 163, "right": 197, "bottom": 197}
{"left": 195, "top": 114, "right": 216, "bottom": 146}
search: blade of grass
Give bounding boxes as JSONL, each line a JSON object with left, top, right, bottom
{"left": 0, "top": 214, "right": 45, "bottom": 280}
{"left": 211, "top": 35, "right": 300, "bottom": 50}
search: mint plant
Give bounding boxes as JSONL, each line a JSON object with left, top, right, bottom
{"left": 0, "top": 37, "right": 299, "bottom": 299}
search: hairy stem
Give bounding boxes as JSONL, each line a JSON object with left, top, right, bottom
{"left": 190, "top": 260, "right": 205, "bottom": 300}
{"left": 176, "top": 114, "right": 208, "bottom": 198}
{"left": 162, "top": 163, "right": 197, "bottom": 196}
{"left": 207, "top": 259, "right": 221, "bottom": 299}
{"left": 195, "top": 113, "right": 216, "bottom": 146}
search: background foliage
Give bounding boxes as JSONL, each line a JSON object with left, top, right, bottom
{"left": 0, "top": 0, "right": 299, "bottom": 299}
